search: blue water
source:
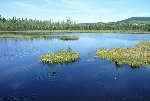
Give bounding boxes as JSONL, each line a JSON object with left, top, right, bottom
{"left": 0, "top": 33, "right": 150, "bottom": 101}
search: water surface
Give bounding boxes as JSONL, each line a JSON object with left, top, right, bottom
{"left": 0, "top": 33, "right": 150, "bottom": 101}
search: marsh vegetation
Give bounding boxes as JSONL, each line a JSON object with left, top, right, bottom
{"left": 96, "top": 41, "right": 150, "bottom": 67}
{"left": 40, "top": 50, "right": 80, "bottom": 64}
{"left": 59, "top": 36, "right": 79, "bottom": 41}
{"left": 0, "top": 34, "right": 51, "bottom": 39}
{"left": 0, "top": 34, "right": 79, "bottom": 41}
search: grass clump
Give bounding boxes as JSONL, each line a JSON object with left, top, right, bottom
{"left": 0, "top": 34, "right": 34, "bottom": 38}
{"left": 31, "top": 35, "right": 50, "bottom": 38}
{"left": 0, "top": 34, "right": 50, "bottom": 39}
{"left": 59, "top": 36, "right": 79, "bottom": 41}
{"left": 96, "top": 41, "right": 150, "bottom": 67}
{"left": 40, "top": 50, "right": 80, "bottom": 64}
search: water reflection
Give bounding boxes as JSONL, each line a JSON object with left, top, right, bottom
{"left": 114, "top": 62, "right": 148, "bottom": 70}
{"left": 115, "top": 62, "right": 122, "bottom": 68}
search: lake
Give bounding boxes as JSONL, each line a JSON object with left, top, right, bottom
{"left": 0, "top": 33, "right": 150, "bottom": 101}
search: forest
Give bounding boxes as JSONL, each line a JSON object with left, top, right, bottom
{"left": 0, "top": 15, "right": 150, "bottom": 31}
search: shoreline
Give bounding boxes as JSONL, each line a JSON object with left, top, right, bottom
{"left": 0, "top": 30, "right": 150, "bottom": 34}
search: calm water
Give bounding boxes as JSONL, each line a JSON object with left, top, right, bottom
{"left": 0, "top": 33, "right": 150, "bottom": 101}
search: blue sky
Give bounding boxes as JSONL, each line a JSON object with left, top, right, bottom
{"left": 0, "top": 0, "right": 150, "bottom": 23}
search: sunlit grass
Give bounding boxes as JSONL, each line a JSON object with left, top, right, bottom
{"left": 39, "top": 50, "right": 80, "bottom": 64}
{"left": 1, "top": 30, "right": 150, "bottom": 34}
{"left": 0, "top": 34, "right": 51, "bottom": 39}
{"left": 0, "top": 34, "right": 64, "bottom": 39}
{"left": 96, "top": 41, "right": 150, "bottom": 67}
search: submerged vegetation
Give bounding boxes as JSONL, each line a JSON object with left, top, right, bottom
{"left": 96, "top": 41, "right": 150, "bottom": 67}
{"left": 59, "top": 36, "right": 79, "bottom": 41}
{"left": 40, "top": 50, "right": 80, "bottom": 64}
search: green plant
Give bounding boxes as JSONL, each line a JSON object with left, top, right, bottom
{"left": 96, "top": 41, "right": 150, "bottom": 67}
{"left": 40, "top": 50, "right": 80, "bottom": 64}
{"left": 59, "top": 36, "right": 79, "bottom": 41}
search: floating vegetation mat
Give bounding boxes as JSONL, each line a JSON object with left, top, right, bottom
{"left": 40, "top": 50, "right": 80, "bottom": 64}
{"left": 96, "top": 41, "right": 150, "bottom": 67}
{"left": 59, "top": 36, "right": 79, "bottom": 41}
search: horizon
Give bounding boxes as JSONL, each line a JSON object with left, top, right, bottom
{"left": 0, "top": 0, "right": 150, "bottom": 23}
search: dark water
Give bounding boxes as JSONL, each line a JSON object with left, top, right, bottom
{"left": 0, "top": 33, "right": 150, "bottom": 101}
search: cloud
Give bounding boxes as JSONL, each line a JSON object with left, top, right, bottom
{"left": 12, "top": 0, "right": 110, "bottom": 16}
{"left": 8, "top": 0, "right": 112, "bottom": 22}
{"left": 13, "top": 1, "right": 49, "bottom": 12}
{"left": 60, "top": 0, "right": 110, "bottom": 15}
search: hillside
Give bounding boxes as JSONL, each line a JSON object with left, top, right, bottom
{"left": 114, "top": 17, "right": 150, "bottom": 24}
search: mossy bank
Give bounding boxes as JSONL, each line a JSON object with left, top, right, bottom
{"left": 96, "top": 41, "right": 150, "bottom": 67}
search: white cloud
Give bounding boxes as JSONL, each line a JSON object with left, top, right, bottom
{"left": 60, "top": 0, "right": 110, "bottom": 15}
{"left": 13, "top": 1, "right": 49, "bottom": 12}
{"left": 10, "top": 0, "right": 112, "bottom": 22}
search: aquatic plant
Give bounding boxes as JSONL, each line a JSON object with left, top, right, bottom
{"left": 96, "top": 41, "right": 150, "bottom": 67}
{"left": 59, "top": 36, "right": 79, "bottom": 41}
{"left": 0, "top": 34, "right": 58, "bottom": 39}
{"left": 0, "top": 34, "right": 50, "bottom": 39}
{"left": 0, "top": 34, "right": 33, "bottom": 38}
{"left": 31, "top": 35, "right": 50, "bottom": 38}
{"left": 40, "top": 50, "right": 80, "bottom": 64}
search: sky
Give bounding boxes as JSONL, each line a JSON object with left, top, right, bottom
{"left": 0, "top": 0, "right": 150, "bottom": 23}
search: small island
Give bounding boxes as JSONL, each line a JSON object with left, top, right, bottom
{"left": 59, "top": 36, "right": 79, "bottom": 41}
{"left": 39, "top": 50, "right": 80, "bottom": 64}
{"left": 96, "top": 41, "right": 150, "bottom": 67}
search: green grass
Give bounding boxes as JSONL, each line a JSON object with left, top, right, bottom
{"left": 0, "top": 34, "right": 79, "bottom": 41}
{"left": 0, "top": 34, "right": 63, "bottom": 39}
{"left": 59, "top": 36, "right": 79, "bottom": 41}
{"left": 0, "top": 30, "right": 150, "bottom": 34}
{"left": 0, "top": 34, "right": 51, "bottom": 39}
{"left": 96, "top": 41, "right": 150, "bottom": 67}
{"left": 39, "top": 50, "right": 80, "bottom": 64}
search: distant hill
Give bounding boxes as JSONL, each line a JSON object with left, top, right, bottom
{"left": 79, "top": 23, "right": 97, "bottom": 25}
{"left": 80, "top": 17, "right": 150, "bottom": 25}
{"left": 110, "top": 17, "right": 150, "bottom": 24}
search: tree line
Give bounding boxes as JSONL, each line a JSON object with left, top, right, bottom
{"left": 0, "top": 15, "right": 150, "bottom": 31}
